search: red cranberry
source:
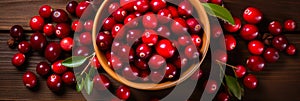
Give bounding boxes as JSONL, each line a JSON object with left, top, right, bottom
{"left": 43, "top": 23, "right": 55, "bottom": 36}
{"left": 172, "top": 55, "right": 189, "bottom": 69}
{"left": 240, "top": 24, "right": 259, "bottom": 41}
{"left": 217, "top": 92, "right": 230, "bottom": 101}
{"left": 47, "top": 74, "right": 62, "bottom": 92}
{"left": 74, "top": 46, "right": 90, "bottom": 56}
{"left": 171, "top": 18, "right": 188, "bottom": 35}
{"left": 211, "top": 25, "right": 223, "bottom": 39}
{"left": 55, "top": 23, "right": 71, "bottom": 38}
{"left": 211, "top": 0, "right": 222, "bottom": 5}
{"left": 268, "top": 21, "right": 282, "bottom": 35}
{"left": 156, "top": 25, "right": 171, "bottom": 38}
{"left": 284, "top": 19, "right": 296, "bottom": 31}
{"left": 272, "top": 35, "right": 288, "bottom": 51}
{"left": 243, "top": 74, "right": 258, "bottom": 89}
{"left": 243, "top": 7, "right": 263, "bottom": 24}
{"left": 246, "top": 55, "right": 265, "bottom": 72}
{"left": 51, "top": 9, "right": 69, "bottom": 23}
{"left": 286, "top": 44, "right": 296, "bottom": 55}
{"left": 111, "top": 24, "right": 124, "bottom": 38}
{"left": 150, "top": 71, "right": 164, "bottom": 83}
{"left": 18, "top": 41, "right": 31, "bottom": 53}
{"left": 60, "top": 37, "right": 73, "bottom": 51}
{"left": 12, "top": 53, "right": 25, "bottom": 67}
{"left": 157, "top": 9, "right": 172, "bottom": 24}
{"left": 263, "top": 47, "right": 279, "bottom": 63}
{"left": 122, "top": 66, "right": 139, "bottom": 81}
{"left": 76, "top": 1, "right": 90, "bottom": 17}
{"left": 102, "top": 17, "right": 117, "bottom": 31}
{"left": 164, "top": 63, "right": 177, "bottom": 79}
{"left": 44, "top": 42, "right": 61, "bottom": 62}
{"left": 116, "top": 86, "right": 130, "bottom": 100}
{"left": 150, "top": 0, "right": 167, "bottom": 13}
{"left": 185, "top": 44, "right": 200, "bottom": 59}
{"left": 62, "top": 71, "right": 75, "bottom": 85}
{"left": 204, "top": 80, "right": 218, "bottom": 94}
{"left": 178, "top": 1, "right": 194, "bottom": 18}
{"left": 134, "top": 58, "right": 149, "bottom": 70}
{"left": 10, "top": 25, "right": 24, "bottom": 40}
{"left": 36, "top": 62, "right": 50, "bottom": 77}
{"left": 51, "top": 60, "right": 67, "bottom": 75}
{"left": 72, "top": 20, "right": 83, "bottom": 32}
{"left": 139, "top": 69, "right": 150, "bottom": 81}
{"left": 39, "top": 5, "right": 53, "bottom": 18}
{"left": 30, "top": 32, "right": 47, "bottom": 51}
{"left": 223, "top": 17, "right": 241, "bottom": 33}
{"left": 96, "top": 31, "right": 113, "bottom": 51}
{"left": 155, "top": 39, "right": 175, "bottom": 58}
{"left": 178, "top": 35, "right": 191, "bottom": 46}
{"left": 108, "top": 2, "right": 120, "bottom": 14}
{"left": 126, "top": 29, "right": 142, "bottom": 44}
{"left": 186, "top": 18, "right": 201, "bottom": 33}
{"left": 124, "top": 14, "right": 139, "bottom": 28}
{"left": 235, "top": 65, "right": 246, "bottom": 78}
{"left": 79, "top": 32, "right": 92, "bottom": 45}
{"left": 224, "top": 34, "right": 236, "bottom": 51}
{"left": 91, "top": 56, "right": 101, "bottom": 69}
{"left": 134, "top": 0, "right": 149, "bottom": 13}
{"left": 167, "top": 6, "right": 179, "bottom": 18}
{"left": 84, "top": 20, "right": 93, "bottom": 31}
{"left": 108, "top": 55, "right": 123, "bottom": 70}
{"left": 143, "top": 13, "right": 158, "bottom": 29}
{"left": 113, "top": 8, "right": 128, "bottom": 22}
{"left": 190, "top": 69, "right": 203, "bottom": 80}
{"left": 66, "top": 1, "right": 78, "bottom": 15}
{"left": 120, "top": 0, "right": 136, "bottom": 11}
{"left": 148, "top": 54, "right": 166, "bottom": 69}
{"left": 136, "top": 43, "right": 152, "bottom": 59}
{"left": 30, "top": 16, "right": 45, "bottom": 31}
{"left": 142, "top": 29, "right": 158, "bottom": 46}
{"left": 23, "top": 71, "right": 38, "bottom": 89}
{"left": 214, "top": 50, "right": 227, "bottom": 63}
{"left": 248, "top": 40, "right": 264, "bottom": 55}
{"left": 93, "top": 74, "right": 111, "bottom": 90}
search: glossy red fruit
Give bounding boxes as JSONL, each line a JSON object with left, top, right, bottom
{"left": 18, "top": 41, "right": 31, "bottom": 53}
{"left": 186, "top": 18, "right": 201, "bottom": 33}
{"left": 286, "top": 44, "right": 296, "bottom": 55}
{"left": 122, "top": 66, "right": 139, "bottom": 81}
{"left": 74, "top": 46, "right": 90, "bottom": 56}
{"left": 30, "top": 32, "right": 47, "bottom": 51}
{"left": 96, "top": 31, "right": 113, "bottom": 51}
{"left": 240, "top": 24, "right": 259, "bottom": 41}
{"left": 124, "top": 14, "right": 139, "bottom": 28}
{"left": 134, "top": 0, "right": 149, "bottom": 13}
{"left": 102, "top": 17, "right": 117, "bottom": 31}
{"left": 211, "top": 25, "right": 223, "bottom": 39}
{"left": 248, "top": 40, "right": 264, "bottom": 55}
{"left": 51, "top": 60, "right": 67, "bottom": 75}
{"left": 235, "top": 65, "right": 246, "bottom": 78}
{"left": 223, "top": 17, "right": 241, "bottom": 33}
{"left": 111, "top": 24, "right": 124, "bottom": 38}
{"left": 108, "top": 55, "right": 123, "bottom": 70}
{"left": 23, "top": 71, "right": 38, "bottom": 89}
{"left": 36, "top": 62, "right": 50, "bottom": 77}
{"left": 93, "top": 74, "right": 111, "bottom": 90}
{"left": 55, "top": 23, "right": 71, "bottom": 38}
{"left": 116, "top": 44, "right": 130, "bottom": 59}
{"left": 125, "top": 29, "right": 141, "bottom": 44}
{"left": 217, "top": 92, "right": 229, "bottom": 101}
{"left": 143, "top": 13, "right": 158, "bottom": 29}
{"left": 113, "top": 8, "right": 127, "bottom": 22}
{"left": 91, "top": 56, "right": 101, "bottom": 69}
{"left": 71, "top": 20, "right": 83, "bottom": 32}
{"left": 284, "top": 19, "right": 296, "bottom": 31}
{"left": 47, "top": 74, "right": 62, "bottom": 92}
{"left": 62, "top": 71, "right": 75, "bottom": 85}
{"left": 178, "top": 1, "right": 194, "bottom": 18}
{"left": 190, "top": 69, "right": 203, "bottom": 80}
{"left": 108, "top": 2, "right": 120, "bottom": 14}
{"left": 120, "top": 0, "right": 136, "bottom": 11}
{"left": 167, "top": 6, "right": 179, "bottom": 18}
{"left": 243, "top": 7, "right": 263, "bottom": 24}
{"left": 224, "top": 34, "right": 236, "bottom": 51}
{"left": 10, "top": 25, "right": 24, "bottom": 40}
{"left": 171, "top": 18, "right": 188, "bottom": 35}
{"left": 149, "top": 0, "right": 167, "bottom": 13}
{"left": 78, "top": 32, "right": 92, "bottom": 45}
{"left": 272, "top": 35, "right": 288, "bottom": 51}
{"left": 246, "top": 56, "right": 265, "bottom": 72}
{"left": 51, "top": 9, "right": 69, "bottom": 23}
{"left": 243, "top": 74, "right": 258, "bottom": 89}
{"left": 211, "top": 0, "right": 222, "bottom": 5}
{"left": 172, "top": 55, "right": 189, "bottom": 69}
{"left": 156, "top": 25, "right": 171, "bottom": 38}
{"left": 205, "top": 80, "right": 218, "bottom": 94}
{"left": 60, "top": 37, "right": 73, "bottom": 51}
{"left": 116, "top": 86, "right": 130, "bottom": 100}
{"left": 268, "top": 21, "right": 282, "bottom": 35}
{"left": 39, "top": 5, "right": 52, "bottom": 18}
{"left": 136, "top": 43, "right": 152, "bottom": 59}
{"left": 12, "top": 53, "right": 25, "bottom": 67}
{"left": 185, "top": 44, "right": 200, "bottom": 59}
{"left": 66, "top": 1, "right": 78, "bottom": 15}
{"left": 164, "top": 63, "right": 177, "bottom": 79}
{"left": 134, "top": 58, "right": 149, "bottom": 70}
{"left": 214, "top": 50, "right": 227, "bottom": 63}
{"left": 142, "top": 30, "right": 158, "bottom": 46}
{"left": 177, "top": 35, "right": 191, "bottom": 46}
{"left": 30, "top": 16, "right": 45, "bottom": 31}
{"left": 157, "top": 9, "right": 172, "bottom": 24}
{"left": 148, "top": 54, "right": 166, "bottom": 69}
{"left": 155, "top": 39, "right": 175, "bottom": 58}
{"left": 43, "top": 23, "right": 55, "bottom": 36}
{"left": 44, "top": 42, "right": 61, "bottom": 62}
{"left": 150, "top": 71, "right": 164, "bottom": 83}
{"left": 84, "top": 20, "right": 93, "bottom": 31}
{"left": 263, "top": 47, "right": 279, "bottom": 63}
{"left": 76, "top": 1, "right": 90, "bottom": 17}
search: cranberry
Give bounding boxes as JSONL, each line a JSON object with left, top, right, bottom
{"left": 155, "top": 39, "right": 175, "bottom": 58}
{"left": 139, "top": 69, "right": 150, "bottom": 81}
{"left": 178, "top": 35, "right": 191, "bottom": 46}
{"left": 62, "top": 71, "right": 75, "bottom": 85}
{"left": 246, "top": 55, "right": 265, "bottom": 72}
{"left": 47, "top": 74, "right": 62, "bottom": 92}
{"left": 243, "top": 74, "right": 258, "bottom": 89}
{"left": 55, "top": 23, "right": 71, "bottom": 38}
{"left": 156, "top": 25, "right": 171, "bottom": 38}
{"left": 51, "top": 60, "right": 67, "bottom": 75}
{"left": 268, "top": 21, "right": 282, "bottom": 35}
{"left": 108, "top": 2, "right": 120, "bottom": 14}
{"left": 102, "top": 17, "right": 117, "bottom": 31}
{"left": 78, "top": 32, "right": 92, "bottom": 45}
{"left": 190, "top": 69, "right": 203, "bottom": 80}
{"left": 10, "top": 25, "right": 24, "bottom": 40}
{"left": 116, "top": 86, "right": 130, "bottom": 100}
{"left": 134, "top": 0, "right": 149, "bottom": 13}
{"left": 39, "top": 5, "right": 53, "bottom": 18}
{"left": 128, "top": 49, "right": 135, "bottom": 62}
{"left": 157, "top": 9, "right": 172, "bottom": 24}
{"left": 108, "top": 55, "right": 123, "bottom": 70}
{"left": 167, "top": 6, "right": 179, "bottom": 18}
{"left": 12, "top": 53, "right": 25, "bottom": 67}
{"left": 30, "top": 32, "right": 47, "bottom": 51}
{"left": 148, "top": 54, "right": 166, "bottom": 69}
{"left": 272, "top": 35, "right": 288, "bottom": 51}
{"left": 44, "top": 42, "right": 61, "bottom": 62}
{"left": 134, "top": 58, "right": 149, "bottom": 70}
{"left": 18, "top": 41, "right": 31, "bottom": 53}
{"left": 263, "top": 47, "right": 279, "bottom": 63}
{"left": 217, "top": 92, "right": 230, "bottom": 101}
{"left": 211, "top": 25, "right": 223, "bottom": 39}
{"left": 172, "top": 55, "right": 189, "bottom": 69}
{"left": 23, "top": 71, "right": 38, "bottom": 89}
{"left": 60, "top": 37, "right": 73, "bottom": 51}
{"left": 240, "top": 24, "right": 259, "bottom": 41}
{"left": 120, "top": 0, "right": 136, "bottom": 11}
{"left": 43, "top": 23, "right": 55, "bottom": 37}
{"left": 178, "top": 1, "right": 194, "bottom": 18}
{"left": 74, "top": 46, "right": 90, "bottom": 56}
{"left": 36, "top": 62, "right": 50, "bottom": 77}
{"left": 142, "top": 29, "right": 158, "bottom": 46}
{"left": 286, "top": 44, "right": 296, "bottom": 55}
{"left": 111, "top": 24, "right": 124, "bottom": 38}
{"left": 122, "top": 66, "right": 139, "bottom": 81}
{"left": 93, "top": 74, "right": 111, "bottom": 90}
{"left": 96, "top": 31, "right": 113, "bottom": 51}
{"left": 66, "top": 1, "right": 78, "bottom": 15}
{"left": 224, "top": 34, "right": 236, "bottom": 51}
{"left": 84, "top": 20, "right": 93, "bottom": 31}
{"left": 150, "top": 0, "right": 167, "bottom": 13}
{"left": 126, "top": 29, "right": 142, "bottom": 44}
{"left": 90, "top": 56, "right": 101, "bottom": 69}
{"left": 113, "top": 8, "right": 127, "bottom": 22}
{"left": 124, "top": 14, "right": 139, "bottom": 28}
{"left": 134, "top": 11, "right": 142, "bottom": 17}
{"left": 214, "top": 50, "right": 227, "bottom": 63}
{"left": 76, "top": 1, "right": 90, "bottom": 17}
{"left": 150, "top": 71, "right": 164, "bottom": 83}
{"left": 235, "top": 65, "right": 246, "bottom": 78}
{"left": 284, "top": 19, "right": 296, "bottom": 31}
{"left": 143, "top": 13, "right": 158, "bottom": 29}
{"left": 51, "top": 9, "right": 69, "bottom": 23}
{"left": 30, "top": 16, "right": 45, "bottom": 31}
{"left": 186, "top": 18, "right": 201, "bottom": 33}
{"left": 248, "top": 40, "right": 264, "bottom": 55}
{"left": 211, "top": 0, "right": 222, "bottom": 5}
{"left": 204, "top": 80, "right": 218, "bottom": 94}
{"left": 185, "top": 44, "right": 200, "bottom": 59}
{"left": 223, "top": 17, "right": 241, "bottom": 33}
{"left": 164, "top": 63, "right": 177, "bottom": 79}
{"left": 72, "top": 20, "right": 83, "bottom": 32}
{"left": 243, "top": 7, "right": 263, "bottom": 24}
{"left": 171, "top": 18, "right": 188, "bottom": 35}
{"left": 136, "top": 43, "right": 152, "bottom": 59}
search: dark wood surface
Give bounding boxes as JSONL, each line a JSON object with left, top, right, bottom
{"left": 0, "top": 0, "right": 300, "bottom": 101}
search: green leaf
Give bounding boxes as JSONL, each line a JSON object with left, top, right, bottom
{"left": 76, "top": 78, "right": 84, "bottom": 92}
{"left": 202, "top": 3, "right": 235, "bottom": 25}
{"left": 62, "top": 56, "right": 88, "bottom": 68}
{"left": 84, "top": 73, "right": 94, "bottom": 95}
{"left": 225, "top": 75, "right": 242, "bottom": 100}
{"left": 88, "top": 67, "right": 97, "bottom": 78}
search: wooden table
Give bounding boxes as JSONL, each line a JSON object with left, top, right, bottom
{"left": 0, "top": 0, "right": 299, "bottom": 100}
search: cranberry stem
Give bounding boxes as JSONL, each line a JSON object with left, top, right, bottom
{"left": 216, "top": 60, "right": 238, "bottom": 70}
{"left": 80, "top": 53, "right": 96, "bottom": 76}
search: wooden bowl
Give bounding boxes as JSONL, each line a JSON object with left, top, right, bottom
{"left": 92, "top": 0, "right": 210, "bottom": 90}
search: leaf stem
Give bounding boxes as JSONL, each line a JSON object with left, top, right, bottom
{"left": 80, "top": 54, "right": 95, "bottom": 76}
{"left": 216, "top": 60, "right": 238, "bottom": 69}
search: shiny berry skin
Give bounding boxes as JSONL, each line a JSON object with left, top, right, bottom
{"left": 178, "top": 1, "right": 194, "bottom": 18}
{"left": 178, "top": 35, "right": 191, "bottom": 46}
{"left": 148, "top": 54, "right": 166, "bottom": 69}
{"left": 96, "top": 31, "right": 113, "bottom": 51}
{"left": 235, "top": 65, "right": 246, "bottom": 78}
{"left": 111, "top": 24, "right": 124, "bottom": 38}
{"left": 248, "top": 40, "right": 264, "bottom": 55}
{"left": 55, "top": 23, "right": 71, "bottom": 38}
{"left": 78, "top": 32, "right": 92, "bottom": 45}
{"left": 51, "top": 9, "right": 69, "bottom": 23}
{"left": 124, "top": 14, "right": 139, "bottom": 28}
{"left": 36, "top": 62, "right": 50, "bottom": 77}
{"left": 134, "top": 58, "right": 149, "bottom": 70}
{"left": 286, "top": 44, "right": 296, "bottom": 55}
{"left": 172, "top": 55, "right": 189, "bottom": 69}
{"left": 246, "top": 55, "right": 265, "bottom": 72}
{"left": 284, "top": 19, "right": 296, "bottom": 31}
{"left": 143, "top": 13, "right": 158, "bottom": 29}
{"left": 224, "top": 34, "right": 236, "bottom": 51}
{"left": 116, "top": 86, "right": 130, "bottom": 100}
{"left": 47, "top": 74, "right": 62, "bottom": 92}
{"left": 30, "top": 16, "right": 45, "bottom": 31}
{"left": 217, "top": 92, "right": 229, "bottom": 101}
{"left": 186, "top": 18, "right": 201, "bottom": 33}
{"left": 272, "top": 35, "right": 288, "bottom": 51}
{"left": 23, "top": 71, "right": 38, "bottom": 89}
{"left": 156, "top": 25, "right": 171, "bottom": 38}
{"left": 62, "top": 71, "right": 75, "bottom": 85}
{"left": 171, "top": 18, "right": 188, "bottom": 35}
{"left": 185, "top": 44, "right": 200, "bottom": 59}
{"left": 268, "top": 21, "right": 282, "bottom": 35}
{"left": 72, "top": 20, "right": 83, "bottom": 32}
{"left": 263, "top": 47, "right": 279, "bottom": 63}
{"left": 223, "top": 17, "right": 241, "bottom": 33}
{"left": 10, "top": 25, "right": 24, "bottom": 40}
{"left": 149, "top": 0, "right": 167, "bottom": 13}
{"left": 93, "top": 74, "right": 111, "bottom": 90}
{"left": 30, "top": 32, "right": 47, "bottom": 51}
{"left": 167, "top": 6, "right": 179, "bottom": 18}
{"left": 12, "top": 53, "right": 25, "bottom": 67}
{"left": 44, "top": 42, "right": 61, "bottom": 62}
{"left": 150, "top": 71, "right": 164, "bottom": 83}
{"left": 120, "top": 0, "right": 135, "bottom": 11}
{"left": 113, "top": 8, "right": 127, "bottom": 22}
{"left": 60, "top": 37, "right": 73, "bottom": 51}
{"left": 122, "top": 66, "right": 139, "bottom": 81}
{"left": 76, "top": 1, "right": 90, "bottom": 17}
{"left": 157, "top": 9, "right": 172, "bottom": 24}
{"left": 43, "top": 23, "right": 55, "bottom": 36}
{"left": 84, "top": 20, "right": 93, "bottom": 31}
{"left": 136, "top": 43, "right": 152, "bottom": 59}
{"left": 164, "top": 63, "right": 177, "bottom": 79}
{"left": 214, "top": 50, "right": 227, "bottom": 63}
{"left": 142, "top": 29, "right": 158, "bottom": 46}
{"left": 211, "top": 0, "right": 222, "bottom": 5}
{"left": 205, "top": 80, "right": 218, "bottom": 94}
{"left": 51, "top": 60, "right": 67, "bottom": 75}
{"left": 18, "top": 41, "right": 31, "bottom": 53}
{"left": 39, "top": 5, "right": 52, "bottom": 18}
{"left": 243, "top": 7, "right": 263, "bottom": 24}
{"left": 211, "top": 25, "right": 223, "bottom": 39}
{"left": 90, "top": 56, "right": 101, "bottom": 69}
{"left": 108, "top": 55, "right": 123, "bottom": 70}
{"left": 243, "top": 74, "right": 258, "bottom": 89}
{"left": 66, "top": 1, "right": 78, "bottom": 15}
{"left": 155, "top": 39, "right": 175, "bottom": 58}
{"left": 74, "top": 46, "right": 90, "bottom": 56}
{"left": 102, "top": 17, "right": 117, "bottom": 31}
{"left": 190, "top": 69, "right": 203, "bottom": 80}
{"left": 134, "top": 0, "right": 149, "bottom": 13}
{"left": 108, "top": 2, "right": 120, "bottom": 14}
{"left": 240, "top": 24, "right": 259, "bottom": 41}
